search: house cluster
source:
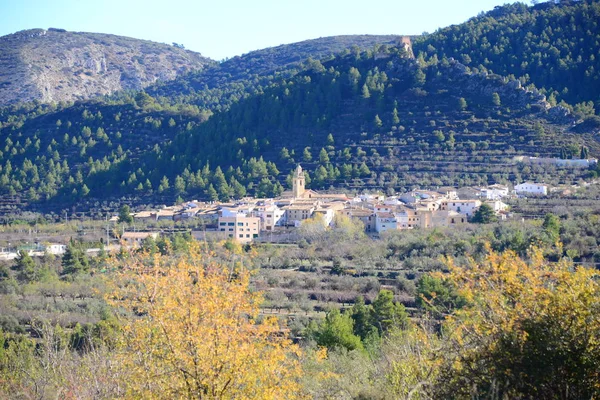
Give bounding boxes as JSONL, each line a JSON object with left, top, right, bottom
{"left": 0, "top": 243, "right": 67, "bottom": 260}
{"left": 124, "top": 166, "right": 553, "bottom": 243}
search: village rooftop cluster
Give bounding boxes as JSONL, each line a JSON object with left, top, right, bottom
{"left": 121, "top": 166, "right": 551, "bottom": 245}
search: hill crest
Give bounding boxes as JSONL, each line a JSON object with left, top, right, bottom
{"left": 0, "top": 28, "right": 216, "bottom": 105}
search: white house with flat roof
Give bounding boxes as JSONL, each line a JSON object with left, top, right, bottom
{"left": 514, "top": 182, "right": 548, "bottom": 196}
{"left": 440, "top": 199, "right": 482, "bottom": 217}
{"left": 481, "top": 185, "right": 510, "bottom": 200}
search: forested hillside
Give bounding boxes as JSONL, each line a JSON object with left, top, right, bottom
{"left": 414, "top": 0, "right": 600, "bottom": 114}
{"left": 145, "top": 35, "right": 403, "bottom": 113}
{"left": 86, "top": 45, "right": 595, "bottom": 208}
{"left": 0, "top": 36, "right": 403, "bottom": 213}
{"left": 1, "top": 2, "right": 600, "bottom": 214}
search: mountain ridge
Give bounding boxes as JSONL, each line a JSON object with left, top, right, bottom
{"left": 0, "top": 28, "right": 216, "bottom": 105}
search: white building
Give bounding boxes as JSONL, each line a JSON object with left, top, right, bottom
{"left": 440, "top": 200, "right": 482, "bottom": 217}
{"left": 45, "top": 243, "right": 67, "bottom": 255}
{"left": 485, "top": 200, "right": 510, "bottom": 213}
{"left": 375, "top": 213, "right": 398, "bottom": 233}
{"left": 481, "top": 185, "right": 510, "bottom": 200}
{"left": 255, "top": 205, "right": 286, "bottom": 231}
{"left": 514, "top": 182, "right": 548, "bottom": 196}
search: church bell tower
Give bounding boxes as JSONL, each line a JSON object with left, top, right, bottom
{"left": 292, "top": 165, "right": 305, "bottom": 198}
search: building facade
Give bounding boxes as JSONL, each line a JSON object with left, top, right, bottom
{"left": 218, "top": 215, "right": 260, "bottom": 243}
{"left": 514, "top": 182, "right": 548, "bottom": 196}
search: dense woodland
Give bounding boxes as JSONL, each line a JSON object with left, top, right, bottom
{"left": 0, "top": 1, "right": 598, "bottom": 214}
{"left": 414, "top": 0, "right": 600, "bottom": 110}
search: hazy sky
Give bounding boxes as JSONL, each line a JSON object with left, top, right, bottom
{"left": 0, "top": 0, "right": 513, "bottom": 60}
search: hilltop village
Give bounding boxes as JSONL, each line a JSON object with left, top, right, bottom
{"left": 119, "top": 165, "right": 557, "bottom": 245}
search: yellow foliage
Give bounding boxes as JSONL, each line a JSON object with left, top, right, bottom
{"left": 106, "top": 246, "right": 304, "bottom": 399}
{"left": 436, "top": 244, "right": 600, "bottom": 398}
{"left": 385, "top": 325, "right": 442, "bottom": 399}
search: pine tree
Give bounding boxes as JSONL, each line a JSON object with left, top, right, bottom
{"left": 62, "top": 241, "right": 90, "bottom": 276}
{"left": 492, "top": 92, "right": 501, "bottom": 106}
{"left": 15, "top": 250, "right": 37, "bottom": 282}
{"left": 361, "top": 84, "right": 371, "bottom": 99}
{"left": 392, "top": 108, "right": 400, "bottom": 124}
{"left": 302, "top": 147, "right": 312, "bottom": 162}
{"left": 319, "top": 148, "right": 330, "bottom": 164}
{"left": 471, "top": 203, "right": 498, "bottom": 224}
{"left": 374, "top": 114, "right": 383, "bottom": 128}
{"left": 371, "top": 290, "right": 408, "bottom": 334}
{"left": 118, "top": 205, "right": 133, "bottom": 224}
{"left": 206, "top": 184, "right": 218, "bottom": 202}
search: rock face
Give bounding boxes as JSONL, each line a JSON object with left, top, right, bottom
{"left": 0, "top": 28, "right": 216, "bottom": 105}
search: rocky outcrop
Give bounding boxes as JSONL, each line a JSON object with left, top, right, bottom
{"left": 0, "top": 29, "right": 216, "bottom": 105}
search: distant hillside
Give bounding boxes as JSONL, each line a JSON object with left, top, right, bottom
{"left": 78, "top": 46, "right": 597, "bottom": 209}
{"left": 0, "top": 36, "right": 410, "bottom": 213}
{"left": 146, "top": 35, "right": 407, "bottom": 112}
{"left": 0, "top": 28, "right": 215, "bottom": 105}
{"left": 414, "top": 0, "right": 600, "bottom": 113}
{"left": 0, "top": 33, "right": 597, "bottom": 214}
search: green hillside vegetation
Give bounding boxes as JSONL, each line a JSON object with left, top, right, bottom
{"left": 0, "top": 97, "right": 211, "bottom": 213}
{"left": 0, "top": 36, "right": 405, "bottom": 213}
{"left": 0, "top": 43, "right": 597, "bottom": 212}
{"left": 414, "top": 0, "right": 600, "bottom": 116}
{"left": 1, "top": 2, "right": 600, "bottom": 212}
{"left": 146, "top": 35, "right": 403, "bottom": 113}
{"left": 1, "top": 211, "right": 600, "bottom": 398}
{"left": 94, "top": 45, "right": 596, "bottom": 205}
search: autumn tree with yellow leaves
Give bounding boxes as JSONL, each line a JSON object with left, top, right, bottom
{"left": 428, "top": 246, "right": 600, "bottom": 399}
{"left": 106, "top": 246, "right": 304, "bottom": 399}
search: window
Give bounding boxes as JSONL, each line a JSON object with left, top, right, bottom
{"left": 219, "top": 222, "right": 226, "bottom": 226}
{"left": 246, "top": 234, "right": 250, "bottom": 238}
{"left": 220, "top": 228, "right": 225, "bottom": 231}
{"left": 239, "top": 234, "right": 243, "bottom": 238}
{"left": 237, "top": 222, "right": 243, "bottom": 226}
{"left": 227, "top": 222, "right": 234, "bottom": 226}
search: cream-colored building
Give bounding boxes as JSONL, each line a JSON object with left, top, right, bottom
{"left": 121, "top": 232, "right": 160, "bottom": 248}
{"left": 218, "top": 215, "right": 260, "bottom": 243}
{"left": 314, "top": 208, "right": 335, "bottom": 226}
{"left": 342, "top": 209, "right": 376, "bottom": 232}
{"left": 485, "top": 200, "right": 510, "bottom": 213}
{"left": 440, "top": 200, "right": 482, "bottom": 217}
{"left": 396, "top": 208, "right": 422, "bottom": 229}
{"left": 283, "top": 204, "right": 315, "bottom": 226}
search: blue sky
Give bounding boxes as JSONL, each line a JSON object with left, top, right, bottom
{"left": 0, "top": 0, "right": 514, "bottom": 60}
